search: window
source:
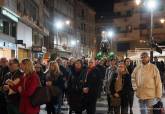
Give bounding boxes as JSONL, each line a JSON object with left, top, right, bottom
{"left": 25, "top": 0, "right": 39, "bottom": 22}
{"left": 81, "top": 9, "right": 85, "bottom": 17}
{"left": 10, "top": 23, "right": 16, "bottom": 37}
{"left": 0, "top": 20, "right": 3, "bottom": 33}
{"left": 3, "top": 21, "right": 9, "bottom": 35}
{"left": 126, "top": 25, "right": 132, "bottom": 32}
{"left": 117, "top": 42, "right": 130, "bottom": 52}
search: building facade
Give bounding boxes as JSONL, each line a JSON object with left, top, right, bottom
{"left": 0, "top": 0, "right": 18, "bottom": 59}
{"left": 0, "top": 0, "right": 96, "bottom": 60}
{"left": 74, "top": 0, "right": 96, "bottom": 58}
{"left": 112, "top": 0, "right": 165, "bottom": 59}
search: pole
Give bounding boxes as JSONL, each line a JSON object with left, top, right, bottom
{"left": 150, "top": 9, "right": 153, "bottom": 41}
{"left": 150, "top": 9, "right": 154, "bottom": 62}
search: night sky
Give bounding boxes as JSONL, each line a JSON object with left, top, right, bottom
{"left": 84, "top": 0, "right": 114, "bottom": 18}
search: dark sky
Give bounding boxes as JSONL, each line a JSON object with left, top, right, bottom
{"left": 84, "top": 0, "right": 114, "bottom": 17}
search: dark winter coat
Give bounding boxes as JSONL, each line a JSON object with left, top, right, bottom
{"left": 110, "top": 73, "right": 133, "bottom": 107}
{"left": 46, "top": 71, "right": 65, "bottom": 104}
{"left": 4, "top": 69, "right": 23, "bottom": 105}
{"left": 67, "top": 68, "right": 84, "bottom": 111}
{"left": 82, "top": 67, "right": 101, "bottom": 100}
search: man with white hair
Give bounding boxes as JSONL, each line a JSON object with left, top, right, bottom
{"left": 132, "top": 52, "right": 162, "bottom": 114}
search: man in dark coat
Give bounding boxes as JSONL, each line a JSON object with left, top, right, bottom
{"left": 0, "top": 57, "right": 9, "bottom": 114}
{"left": 3, "top": 58, "right": 23, "bottom": 114}
{"left": 82, "top": 59, "right": 101, "bottom": 114}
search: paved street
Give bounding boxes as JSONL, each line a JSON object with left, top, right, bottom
{"left": 39, "top": 94, "right": 165, "bottom": 114}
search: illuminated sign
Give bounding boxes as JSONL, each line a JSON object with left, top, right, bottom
{"left": 1, "top": 7, "right": 19, "bottom": 22}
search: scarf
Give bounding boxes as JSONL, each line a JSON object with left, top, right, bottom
{"left": 115, "top": 73, "right": 123, "bottom": 93}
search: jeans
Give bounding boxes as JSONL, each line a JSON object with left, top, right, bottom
{"left": 46, "top": 95, "right": 62, "bottom": 114}
{"left": 139, "top": 99, "right": 157, "bottom": 114}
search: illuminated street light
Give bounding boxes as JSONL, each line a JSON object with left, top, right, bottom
{"left": 107, "top": 30, "right": 114, "bottom": 38}
{"left": 135, "top": 0, "right": 141, "bottom": 5}
{"left": 160, "top": 18, "right": 165, "bottom": 24}
{"left": 71, "top": 40, "right": 76, "bottom": 46}
{"left": 65, "top": 20, "right": 70, "bottom": 25}
{"left": 146, "top": 0, "right": 158, "bottom": 62}
{"left": 146, "top": 0, "right": 157, "bottom": 10}
{"left": 55, "top": 21, "right": 64, "bottom": 29}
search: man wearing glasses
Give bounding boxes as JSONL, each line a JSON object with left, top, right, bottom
{"left": 3, "top": 58, "right": 23, "bottom": 114}
{"left": 132, "top": 52, "right": 162, "bottom": 114}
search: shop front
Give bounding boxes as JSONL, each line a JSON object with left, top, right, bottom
{"left": 32, "top": 46, "right": 47, "bottom": 60}
{"left": 0, "top": 39, "right": 16, "bottom": 59}
{"left": 0, "top": 7, "right": 18, "bottom": 59}
{"left": 18, "top": 48, "right": 31, "bottom": 61}
{"left": 17, "top": 22, "right": 32, "bottom": 61}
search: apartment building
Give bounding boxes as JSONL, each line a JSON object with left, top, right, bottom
{"left": 113, "top": 0, "right": 165, "bottom": 59}
{"left": 74, "top": 0, "right": 96, "bottom": 57}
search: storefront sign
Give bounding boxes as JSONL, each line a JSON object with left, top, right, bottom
{"left": 32, "top": 46, "right": 42, "bottom": 52}
{"left": 1, "top": 7, "right": 19, "bottom": 22}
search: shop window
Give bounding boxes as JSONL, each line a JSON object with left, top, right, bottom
{"left": 3, "top": 21, "right": 9, "bottom": 35}
{"left": 10, "top": 23, "right": 16, "bottom": 37}
{"left": 0, "top": 20, "right": 3, "bottom": 33}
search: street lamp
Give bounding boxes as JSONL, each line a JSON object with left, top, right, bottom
{"left": 71, "top": 40, "right": 76, "bottom": 47}
{"left": 55, "top": 21, "right": 64, "bottom": 30}
{"left": 54, "top": 19, "right": 71, "bottom": 48}
{"left": 146, "top": 0, "right": 158, "bottom": 62}
{"left": 160, "top": 18, "right": 165, "bottom": 24}
{"left": 65, "top": 20, "right": 70, "bottom": 25}
{"left": 135, "top": 0, "right": 158, "bottom": 61}
{"left": 135, "top": 0, "right": 141, "bottom": 5}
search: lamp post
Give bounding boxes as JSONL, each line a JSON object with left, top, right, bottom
{"left": 135, "top": 0, "right": 157, "bottom": 62}
{"left": 146, "top": 0, "right": 157, "bottom": 62}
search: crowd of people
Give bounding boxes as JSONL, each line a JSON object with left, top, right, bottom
{"left": 0, "top": 52, "right": 164, "bottom": 114}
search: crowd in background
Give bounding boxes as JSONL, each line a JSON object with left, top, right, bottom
{"left": 0, "top": 53, "right": 164, "bottom": 114}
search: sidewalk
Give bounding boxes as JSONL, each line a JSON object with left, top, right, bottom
{"left": 40, "top": 94, "right": 165, "bottom": 114}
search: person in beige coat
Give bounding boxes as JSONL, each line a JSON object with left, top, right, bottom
{"left": 132, "top": 52, "right": 162, "bottom": 114}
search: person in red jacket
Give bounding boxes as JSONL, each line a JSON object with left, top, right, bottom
{"left": 9, "top": 58, "right": 40, "bottom": 114}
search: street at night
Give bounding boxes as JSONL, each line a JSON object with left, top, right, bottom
{"left": 0, "top": 0, "right": 165, "bottom": 114}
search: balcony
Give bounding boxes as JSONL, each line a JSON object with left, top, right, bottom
{"left": 113, "top": 10, "right": 133, "bottom": 18}
{"left": 20, "top": 15, "right": 49, "bottom": 36}
{"left": 115, "top": 30, "right": 140, "bottom": 41}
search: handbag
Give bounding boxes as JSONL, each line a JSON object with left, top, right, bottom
{"left": 111, "top": 96, "right": 121, "bottom": 107}
{"left": 30, "top": 86, "right": 51, "bottom": 107}
{"left": 48, "top": 86, "right": 61, "bottom": 97}
{"left": 153, "top": 100, "right": 164, "bottom": 114}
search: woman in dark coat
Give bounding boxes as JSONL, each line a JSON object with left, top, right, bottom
{"left": 110, "top": 62, "right": 132, "bottom": 114}
{"left": 45, "top": 61, "right": 64, "bottom": 114}
{"left": 124, "top": 58, "right": 134, "bottom": 114}
{"left": 67, "top": 59, "right": 84, "bottom": 114}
